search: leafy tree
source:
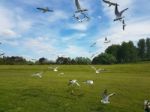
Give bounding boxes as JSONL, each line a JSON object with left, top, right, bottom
{"left": 137, "top": 39, "right": 146, "bottom": 60}
{"left": 38, "top": 57, "right": 48, "bottom": 64}
{"left": 146, "top": 38, "right": 150, "bottom": 60}
{"left": 75, "top": 57, "right": 91, "bottom": 65}
{"left": 92, "top": 53, "right": 116, "bottom": 64}
{"left": 105, "top": 45, "right": 121, "bottom": 62}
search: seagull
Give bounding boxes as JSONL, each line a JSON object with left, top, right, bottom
{"left": 0, "top": 53, "right": 4, "bottom": 56}
{"left": 48, "top": 66, "right": 59, "bottom": 72}
{"left": 102, "top": 0, "right": 118, "bottom": 7}
{"left": 68, "top": 80, "right": 80, "bottom": 86}
{"left": 32, "top": 72, "right": 43, "bottom": 78}
{"left": 104, "top": 37, "right": 111, "bottom": 43}
{"left": 90, "top": 42, "right": 96, "bottom": 47}
{"left": 91, "top": 66, "right": 105, "bottom": 74}
{"left": 83, "top": 80, "right": 94, "bottom": 85}
{"left": 122, "top": 19, "right": 126, "bottom": 31}
{"left": 75, "top": 0, "right": 88, "bottom": 13}
{"left": 114, "top": 4, "right": 128, "bottom": 21}
{"left": 58, "top": 72, "right": 64, "bottom": 76}
{"left": 37, "top": 7, "right": 53, "bottom": 13}
{"left": 101, "top": 89, "right": 116, "bottom": 104}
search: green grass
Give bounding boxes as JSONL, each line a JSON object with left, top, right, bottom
{"left": 0, "top": 63, "right": 150, "bottom": 112}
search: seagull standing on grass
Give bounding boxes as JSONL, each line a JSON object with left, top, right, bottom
{"left": 83, "top": 80, "right": 94, "bottom": 85}
{"left": 32, "top": 72, "right": 43, "bottom": 78}
{"left": 144, "top": 100, "right": 150, "bottom": 112}
{"left": 68, "top": 80, "right": 80, "bottom": 86}
{"left": 114, "top": 4, "right": 128, "bottom": 21}
{"left": 101, "top": 89, "right": 116, "bottom": 104}
{"left": 48, "top": 66, "right": 59, "bottom": 72}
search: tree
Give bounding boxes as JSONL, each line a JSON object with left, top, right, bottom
{"left": 38, "top": 57, "right": 48, "bottom": 64}
{"left": 75, "top": 57, "right": 91, "bottom": 65}
{"left": 105, "top": 45, "right": 120, "bottom": 62}
{"left": 146, "top": 38, "right": 150, "bottom": 60}
{"left": 117, "top": 41, "right": 138, "bottom": 63}
{"left": 92, "top": 53, "right": 116, "bottom": 64}
{"left": 56, "top": 57, "right": 71, "bottom": 64}
{"left": 137, "top": 39, "right": 146, "bottom": 60}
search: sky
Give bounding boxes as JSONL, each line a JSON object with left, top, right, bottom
{"left": 0, "top": 0, "right": 150, "bottom": 61}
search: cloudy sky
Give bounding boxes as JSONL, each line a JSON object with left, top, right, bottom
{"left": 0, "top": 0, "right": 150, "bottom": 60}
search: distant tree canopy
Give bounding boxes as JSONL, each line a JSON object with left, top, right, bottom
{"left": 92, "top": 53, "right": 116, "bottom": 64}
{"left": 0, "top": 38, "right": 150, "bottom": 65}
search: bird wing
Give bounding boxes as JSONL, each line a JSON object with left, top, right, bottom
{"left": 75, "top": 82, "right": 80, "bottom": 86}
{"left": 102, "top": 0, "right": 110, "bottom": 4}
{"left": 75, "top": 0, "right": 81, "bottom": 10}
{"left": 114, "top": 4, "right": 120, "bottom": 16}
{"left": 91, "top": 66, "right": 97, "bottom": 71}
{"left": 37, "top": 7, "right": 44, "bottom": 11}
{"left": 120, "top": 8, "right": 128, "bottom": 15}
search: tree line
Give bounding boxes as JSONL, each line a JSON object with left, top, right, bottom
{"left": 0, "top": 38, "right": 150, "bottom": 65}
{"left": 92, "top": 38, "right": 150, "bottom": 64}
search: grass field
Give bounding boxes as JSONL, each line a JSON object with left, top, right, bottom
{"left": 0, "top": 63, "right": 150, "bottom": 112}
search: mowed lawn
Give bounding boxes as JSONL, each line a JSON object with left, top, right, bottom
{"left": 0, "top": 63, "right": 150, "bottom": 112}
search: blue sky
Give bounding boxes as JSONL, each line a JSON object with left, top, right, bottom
{"left": 0, "top": 0, "right": 150, "bottom": 60}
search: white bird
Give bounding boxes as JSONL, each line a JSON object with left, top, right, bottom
{"left": 104, "top": 37, "right": 111, "bottom": 43}
{"left": 83, "top": 80, "right": 94, "bottom": 85}
{"left": 101, "top": 89, "right": 116, "bottom": 104}
{"left": 48, "top": 66, "right": 59, "bottom": 72}
{"left": 32, "top": 72, "right": 43, "bottom": 78}
{"left": 75, "top": 0, "right": 88, "bottom": 13}
{"left": 91, "top": 66, "right": 105, "bottom": 74}
{"left": 114, "top": 4, "right": 128, "bottom": 21}
{"left": 68, "top": 80, "right": 80, "bottom": 86}
{"left": 58, "top": 72, "right": 64, "bottom": 76}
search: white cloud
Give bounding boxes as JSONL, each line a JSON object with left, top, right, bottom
{"left": 63, "top": 45, "right": 90, "bottom": 58}
{"left": 67, "top": 22, "right": 89, "bottom": 31}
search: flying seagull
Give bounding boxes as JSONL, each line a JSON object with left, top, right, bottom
{"left": 75, "top": 0, "right": 88, "bottom": 13}
{"left": 114, "top": 4, "right": 128, "bottom": 21}
{"left": 37, "top": 7, "right": 53, "bottom": 13}
{"left": 122, "top": 19, "right": 126, "bottom": 31}
{"left": 32, "top": 72, "right": 43, "bottom": 78}
{"left": 101, "top": 89, "right": 116, "bottom": 104}
{"left": 104, "top": 37, "right": 111, "bottom": 43}
{"left": 90, "top": 42, "right": 96, "bottom": 47}
{"left": 91, "top": 66, "right": 105, "bottom": 74}
{"left": 0, "top": 53, "right": 4, "bottom": 56}
{"left": 68, "top": 80, "right": 80, "bottom": 86}
{"left": 102, "top": 0, "right": 118, "bottom": 7}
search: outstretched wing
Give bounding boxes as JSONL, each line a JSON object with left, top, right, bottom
{"left": 114, "top": 4, "right": 120, "bottom": 16}
{"left": 91, "top": 66, "right": 97, "bottom": 71}
{"left": 102, "top": 0, "right": 110, "bottom": 4}
{"left": 75, "top": 0, "right": 81, "bottom": 10}
{"left": 120, "top": 8, "right": 128, "bottom": 15}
